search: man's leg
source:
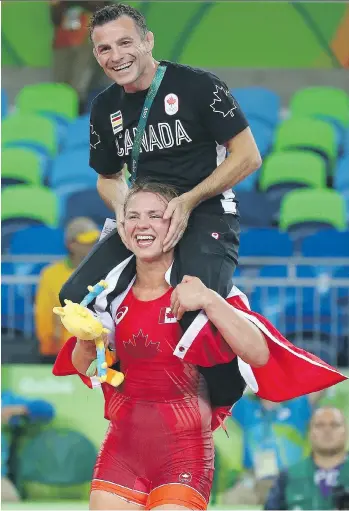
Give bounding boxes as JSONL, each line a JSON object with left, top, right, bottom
{"left": 170, "top": 207, "right": 241, "bottom": 407}
{"left": 59, "top": 229, "right": 133, "bottom": 306}
{"left": 170, "top": 207, "right": 240, "bottom": 332}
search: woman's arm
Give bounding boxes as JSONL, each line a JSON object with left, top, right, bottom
{"left": 71, "top": 339, "right": 97, "bottom": 375}
{"left": 202, "top": 291, "right": 269, "bottom": 367}
{"left": 171, "top": 276, "right": 269, "bottom": 367}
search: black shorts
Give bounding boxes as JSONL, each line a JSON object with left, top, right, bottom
{"left": 59, "top": 203, "right": 240, "bottom": 311}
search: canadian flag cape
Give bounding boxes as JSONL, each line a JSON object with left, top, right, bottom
{"left": 53, "top": 259, "right": 347, "bottom": 424}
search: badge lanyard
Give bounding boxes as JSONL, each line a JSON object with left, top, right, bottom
{"left": 130, "top": 64, "right": 167, "bottom": 184}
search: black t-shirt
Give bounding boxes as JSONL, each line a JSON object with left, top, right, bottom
{"left": 89, "top": 60, "right": 248, "bottom": 205}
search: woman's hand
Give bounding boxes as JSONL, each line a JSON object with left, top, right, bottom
{"left": 170, "top": 276, "right": 214, "bottom": 321}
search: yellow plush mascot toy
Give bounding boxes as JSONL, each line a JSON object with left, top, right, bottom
{"left": 53, "top": 281, "right": 124, "bottom": 387}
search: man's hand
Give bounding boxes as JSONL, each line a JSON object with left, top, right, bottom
{"left": 170, "top": 276, "right": 214, "bottom": 320}
{"left": 116, "top": 205, "right": 129, "bottom": 249}
{"left": 163, "top": 194, "right": 195, "bottom": 252}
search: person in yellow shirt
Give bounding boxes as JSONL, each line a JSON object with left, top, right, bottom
{"left": 35, "top": 217, "right": 100, "bottom": 363}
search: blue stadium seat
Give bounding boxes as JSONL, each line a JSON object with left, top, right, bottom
{"left": 2, "top": 219, "right": 44, "bottom": 254}
{"left": 2, "top": 88, "right": 8, "bottom": 119}
{"left": 49, "top": 148, "right": 97, "bottom": 191}
{"left": 301, "top": 229, "right": 349, "bottom": 257}
{"left": 239, "top": 228, "right": 293, "bottom": 257}
{"left": 249, "top": 265, "right": 295, "bottom": 329}
{"left": 334, "top": 155, "right": 349, "bottom": 193}
{"left": 237, "top": 191, "right": 279, "bottom": 227}
{"left": 62, "top": 114, "right": 90, "bottom": 151}
{"left": 61, "top": 188, "right": 111, "bottom": 227}
{"left": 249, "top": 118, "right": 274, "bottom": 157}
{"left": 1, "top": 262, "right": 37, "bottom": 335}
{"left": 345, "top": 127, "right": 349, "bottom": 154}
{"left": 231, "top": 87, "right": 281, "bottom": 128}
{"left": 10, "top": 226, "right": 66, "bottom": 255}
{"left": 234, "top": 172, "right": 259, "bottom": 192}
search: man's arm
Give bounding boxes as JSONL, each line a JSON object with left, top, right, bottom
{"left": 184, "top": 127, "right": 261, "bottom": 208}
{"left": 96, "top": 170, "right": 128, "bottom": 213}
{"left": 163, "top": 73, "right": 261, "bottom": 251}
{"left": 89, "top": 97, "right": 130, "bottom": 242}
{"left": 96, "top": 171, "right": 129, "bottom": 246}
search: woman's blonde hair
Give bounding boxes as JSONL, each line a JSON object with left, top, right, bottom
{"left": 124, "top": 179, "right": 178, "bottom": 214}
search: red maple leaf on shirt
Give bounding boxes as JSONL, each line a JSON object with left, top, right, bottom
{"left": 167, "top": 96, "right": 176, "bottom": 105}
{"left": 123, "top": 329, "right": 160, "bottom": 359}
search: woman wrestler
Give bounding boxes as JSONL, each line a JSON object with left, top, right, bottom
{"left": 53, "top": 180, "right": 346, "bottom": 510}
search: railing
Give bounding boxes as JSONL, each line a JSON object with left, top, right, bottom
{"left": 2, "top": 256, "right": 349, "bottom": 366}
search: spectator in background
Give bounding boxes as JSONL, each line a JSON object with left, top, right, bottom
{"left": 222, "top": 392, "right": 324, "bottom": 506}
{"left": 1, "top": 390, "right": 55, "bottom": 502}
{"left": 265, "top": 406, "right": 349, "bottom": 510}
{"left": 35, "top": 217, "right": 100, "bottom": 363}
{"left": 50, "top": 1, "right": 110, "bottom": 111}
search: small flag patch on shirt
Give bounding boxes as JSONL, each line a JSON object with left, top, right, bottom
{"left": 159, "top": 307, "right": 177, "bottom": 324}
{"left": 110, "top": 111, "right": 123, "bottom": 134}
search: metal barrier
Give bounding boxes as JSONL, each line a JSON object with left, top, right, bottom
{"left": 2, "top": 256, "right": 349, "bottom": 366}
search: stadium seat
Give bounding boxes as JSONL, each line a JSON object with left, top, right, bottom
{"left": 233, "top": 171, "right": 259, "bottom": 192}
{"left": 279, "top": 189, "right": 346, "bottom": 237}
{"left": 289, "top": 87, "right": 349, "bottom": 151}
{"left": 249, "top": 118, "right": 274, "bottom": 157}
{"left": 231, "top": 87, "right": 281, "bottom": 127}
{"left": 2, "top": 147, "right": 42, "bottom": 187}
{"left": 62, "top": 188, "right": 111, "bottom": 227}
{"left": 10, "top": 226, "right": 66, "bottom": 255}
{"left": 2, "top": 88, "right": 8, "bottom": 119}
{"left": 1, "top": 262, "right": 37, "bottom": 336}
{"left": 259, "top": 151, "right": 326, "bottom": 200}
{"left": 249, "top": 265, "right": 295, "bottom": 330}
{"left": 2, "top": 113, "right": 57, "bottom": 159}
{"left": 16, "top": 83, "right": 79, "bottom": 124}
{"left": 49, "top": 148, "right": 97, "bottom": 191}
{"left": 62, "top": 114, "right": 90, "bottom": 151}
{"left": 301, "top": 230, "right": 349, "bottom": 257}
{"left": 238, "top": 191, "right": 280, "bottom": 227}
{"left": 345, "top": 127, "right": 349, "bottom": 154}
{"left": 2, "top": 185, "right": 58, "bottom": 251}
{"left": 239, "top": 228, "right": 293, "bottom": 257}
{"left": 273, "top": 117, "right": 337, "bottom": 177}
{"left": 16, "top": 429, "right": 97, "bottom": 500}
{"left": 334, "top": 154, "right": 349, "bottom": 193}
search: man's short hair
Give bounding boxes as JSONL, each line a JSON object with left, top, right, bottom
{"left": 89, "top": 3, "right": 148, "bottom": 39}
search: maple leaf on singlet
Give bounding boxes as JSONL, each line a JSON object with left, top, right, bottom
{"left": 123, "top": 329, "right": 160, "bottom": 359}
{"left": 167, "top": 96, "right": 176, "bottom": 105}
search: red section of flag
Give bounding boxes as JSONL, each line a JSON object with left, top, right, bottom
{"left": 181, "top": 295, "right": 347, "bottom": 401}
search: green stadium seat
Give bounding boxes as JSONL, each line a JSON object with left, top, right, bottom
{"left": 16, "top": 83, "right": 79, "bottom": 123}
{"left": 290, "top": 87, "right": 349, "bottom": 130}
{"left": 2, "top": 185, "right": 58, "bottom": 226}
{"left": 16, "top": 428, "right": 97, "bottom": 500}
{"left": 273, "top": 117, "right": 337, "bottom": 176}
{"left": 279, "top": 188, "right": 346, "bottom": 233}
{"left": 259, "top": 151, "right": 326, "bottom": 199}
{"left": 2, "top": 148, "right": 42, "bottom": 186}
{"left": 2, "top": 113, "right": 57, "bottom": 157}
